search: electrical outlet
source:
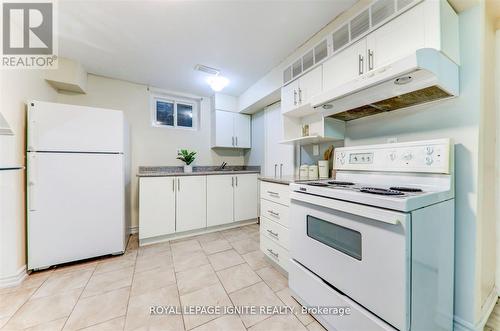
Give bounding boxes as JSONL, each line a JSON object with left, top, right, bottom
{"left": 387, "top": 137, "right": 398, "bottom": 144}
{"left": 313, "top": 145, "right": 319, "bottom": 156}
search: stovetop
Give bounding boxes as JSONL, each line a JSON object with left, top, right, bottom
{"left": 290, "top": 178, "right": 452, "bottom": 212}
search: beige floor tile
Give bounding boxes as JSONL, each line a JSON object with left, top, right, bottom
{"left": 126, "top": 235, "right": 139, "bottom": 252}
{"left": 180, "top": 283, "right": 232, "bottom": 330}
{"left": 32, "top": 270, "right": 92, "bottom": 299}
{"left": 307, "top": 320, "right": 327, "bottom": 331}
{"left": 94, "top": 254, "right": 136, "bottom": 275}
{"left": 229, "top": 282, "right": 283, "bottom": 328}
{"left": 138, "top": 241, "right": 171, "bottom": 258}
{"left": 23, "top": 317, "right": 67, "bottom": 331}
{"left": 217, "top": 264, "right": 261, "bottom": 293}
{"left": 3, "top": 289, "right": 80, "bottom": 330}
{"left": 241, "top": 250, "right": 270, "bottom": 270}
{"left": 82, "top": 267, "right": 134, "bottom": 298}
{"left": 170, "top": 239, "right": 202, "bottom": 256}
{"left": 194, "top": 232, "right": 223, "bottom": 244}
{"left": 131, "top": 267, "right": 176, "bottom": 297}
{"left": 276, "top": 288, "right": 314, "bottom": 325}
{"left": 191, "top": 315, "right": 245, "bottom": 331}
{"left": 199, "top": 239, "right": 232, "bottom": 255}
{"left": 80, "top": 316, "right": 125, "bottom": 331}
{"left": 220, "top": 230, "right": 251, "bottom": 243}
{"left": 256, "top": 267, "right": 288, "bottom": 292}
{"left": 63, "top": 287, "right": 129, "bottom": 330}
{"left": 172, "top": 251, "right": 210, "bottom": 273}
{"left": 0, "top": 287, "right": 36, "bottom": 319}
{"left": 176, "top": 264, "right": 220, "bottom": 296}
{"left": 135, "top": 252, "right": 174, "bottom": 274}
{"left": 125, "top": 285, "right": 183, "bottom": 331}
{"left": 52, "top": 261, "right": 98, "bottom": 276}
{"left": 0, "top": 271, "right": 52, "bottom": 295}
{"left": 249, "top": 314, "right": 307, "bottom": 331}
{"left": 230, "top": 239, "right": 260, "bottom": 255}
{"left": 249, "top": 232, "right": 260, "bottom": 242}
{"left": 0, "top": 317, "right": 9, "bottom": 329}
{"left": 207, "top": 250, "right": 244, "bottom": 271}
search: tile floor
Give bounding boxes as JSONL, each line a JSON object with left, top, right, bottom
{"left": 0, "top": 224, "right": 326, "bottom": 331}
{"left": 485, "top": 298, "right": 500, "bottom": 331}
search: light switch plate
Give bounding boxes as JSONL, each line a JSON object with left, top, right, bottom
{"left": 313, "top": 145, "right": 319, "bottom": 156}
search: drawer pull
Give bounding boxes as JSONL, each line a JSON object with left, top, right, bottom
{"left": 267, "top": 191, "right": 280, "bottom": 197}
{"left": 267, "top": 229, "right": 279, "bottom": 238}
{"left": 267, "top": 248, "right": 279, "bottom": 259}
{"left": 267, "top": 210, "right": 280, "bottom": 218}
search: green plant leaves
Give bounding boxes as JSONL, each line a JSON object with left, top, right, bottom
{"left": 177, "top": 149, "right": 197, "bottom": 165}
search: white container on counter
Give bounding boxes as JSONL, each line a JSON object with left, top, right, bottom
{"left": 308, "top": 165, "right": 319, "bottom": 180}
{"left": 299, "top": 165, "right": 309, "bottom": 180}
{"left": 318, "top": 160, "right": 329, "bottom": 179}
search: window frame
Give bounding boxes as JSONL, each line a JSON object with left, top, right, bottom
{"left": 151, "top": 93, "right": 198, "bottom": 131}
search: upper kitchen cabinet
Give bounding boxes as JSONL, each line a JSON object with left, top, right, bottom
{"left": 213, "top": 93, "right": 238, "bottom": 113}
{"left": 211, "top": 110, "right": 251, "bottom": 148}
{"left": 281, "top": 66, "right": 322, "bottom": 117}
{"left": 323, "top": 0, "right": 459, "bottom": 92}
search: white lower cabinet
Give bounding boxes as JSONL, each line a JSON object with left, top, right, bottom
{"left": 176, "top": 176, "right": 207, "bottom": 232}
{"left": 139, "top": 177, "right": 176, "bottom": 240}
{"left": 234, "top": 174, "right": 258, "bottom": 222}
{"left": 140, "top": 173, "right": 258, "bottom": 242}
{"left": 207, "top": 175, "right": 234, "bottom": 227}
{"left": 260, "top": 180, "right": 290, "bottom": 272}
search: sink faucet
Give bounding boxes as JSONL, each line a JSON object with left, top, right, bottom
{"left": 217, "top": 162, "right": 227, "bottom": 170}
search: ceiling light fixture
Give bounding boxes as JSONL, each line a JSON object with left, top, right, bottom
{"left": 206, "top": 74, "right": 229, "bottom": 92}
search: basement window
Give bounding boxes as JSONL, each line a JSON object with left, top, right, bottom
{"left": 151, "top": 94, "right": 198, "bottom": 130}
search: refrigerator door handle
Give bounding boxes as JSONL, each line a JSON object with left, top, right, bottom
{"left": 28, "top": 154, "right": 37, "bottom": 211}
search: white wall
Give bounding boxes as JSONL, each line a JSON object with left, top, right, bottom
{"left": 0, "top": 70, "right": 57, "bottom": 285}
{"left": 57, "top": 74, "right": 244, "bottom": 230}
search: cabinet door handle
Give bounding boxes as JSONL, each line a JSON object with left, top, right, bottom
{"left": 267, "top": 229, "right": 279, "bottom": 237}
{"left": 267, "top": 190, "right": 280, "bottom": 198}
{"left": 232, "top": 176, "right": 234, "bottom": 187}
{"left": 293, "top": 90, "right": 297, "bottom": 106}
{"left": 274, "top": 164, "right": 277, "bottom": 178}
{"left": 368, "top": 49, "right": 374, "bottom": 71}
{"left": 358, "top": 54, "right": 364, "bottom": 75}
{"left": 235, "top": 136, "right": 238, "bottom": 146}
{"left": 232, "top": 136, "right": 234, "bottom": 146}
{"left": 172, "top": 178, "right": 175, "bottom": 192}
{"left": 298, "top": 88, "right": 302, "bottom": 104}
{"left": 267, "top": 248, "right": 279, "bottom": 259}
{"left": 267, "top": 210, "right": 280, "bottom": 218}
{"left": 235, "top": 176, "right": 238, "bottom": 187}
{"left": 280, "top": 164, "right": 283, "bottom": 178}
{"left": 177, "top": 178, "right": 180, "bottom": 191}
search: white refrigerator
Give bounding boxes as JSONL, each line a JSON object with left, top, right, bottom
{"left": 27, "top": 101, "right": 129, "bottom": 271}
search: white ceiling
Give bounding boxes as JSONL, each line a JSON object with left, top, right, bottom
{"left": 59, "top": 0, "right": 356, "bottom": 97}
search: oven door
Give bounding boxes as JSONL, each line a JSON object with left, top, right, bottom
{"left": 290, "top": 192, "right": 410, "bottom": 331}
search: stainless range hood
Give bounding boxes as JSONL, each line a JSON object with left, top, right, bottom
{"left": 311, "top": 48, "right": 459, "bottom": 121}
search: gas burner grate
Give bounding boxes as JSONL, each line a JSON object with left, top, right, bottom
{"left": 327, "top": 181, "right": 355, "bottom": 186}
{"left": 360, "top": 187, "right": 405, "bottom": 196}
{"left": 390, "top": 187, "right": 423, "bottom": 193}
{"left": 307, "top": 182, "right": 330, "bottom": 187}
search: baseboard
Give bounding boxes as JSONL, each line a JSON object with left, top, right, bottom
{"left": 453, "top": 286, "right": 498, "bottom": 331}
{"left": 0, "top": 265, "right": 27, "bottom": 288}
{"left": 128, "top": 226, "right": 138, "bottom": 234}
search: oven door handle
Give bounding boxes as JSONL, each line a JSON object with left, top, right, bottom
{"left": 290, "top": 191, "right": 409, "bottom": 225}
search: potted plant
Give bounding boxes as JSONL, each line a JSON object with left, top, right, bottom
{"left": 177, "top": 149, "right": 196, "bottom": 173}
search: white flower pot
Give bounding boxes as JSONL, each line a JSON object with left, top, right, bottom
{"left": 184, "top": 165, "right": 193, "bottom": 173}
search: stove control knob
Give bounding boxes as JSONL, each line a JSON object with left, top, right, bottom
{"left": 426, "top": 146, "right": 434, "bottom": 155}
{"left": 389, "top": 152, "right": 397, "bottom": 161}
{"left": 425, "top": 156, "right": 433, "bottom": 165}
{"left": 402, "top": 152, "right": 413, "bottom": 161}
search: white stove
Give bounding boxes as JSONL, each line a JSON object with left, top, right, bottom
{"left": 288, "top": 139, "right": 455, "bottom": 331}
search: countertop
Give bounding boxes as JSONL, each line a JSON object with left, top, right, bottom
{"left": 137, "top": 165, "right": 260, "bottom": 177}
{"left": 258, "top": 175, "right": 311, "bottom": 185}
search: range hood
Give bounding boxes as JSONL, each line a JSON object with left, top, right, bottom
{"left": 311, "top": 48, "right": 459, "bottom": 121}
{"left": 0, "top": 111, "right": 13, "bottom": 135}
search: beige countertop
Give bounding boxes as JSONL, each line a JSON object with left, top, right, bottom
{"left": 137, "top": 166, "right": 260, "bottom": 177}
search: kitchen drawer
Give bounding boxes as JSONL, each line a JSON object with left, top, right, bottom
{"left": 260, "top": 198, "right": 289, "bottom": 228}
{"left": 289, "top": 259, "right": 396, "bottom": 331}
{"left": 260, "top": 181, "right": 290, "bottom": 206}
{"left": 261, "top": 234, "right": 289, "bottom": 272}
{"left": 261, "top": 216, "right": 289, "bottom": 250}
